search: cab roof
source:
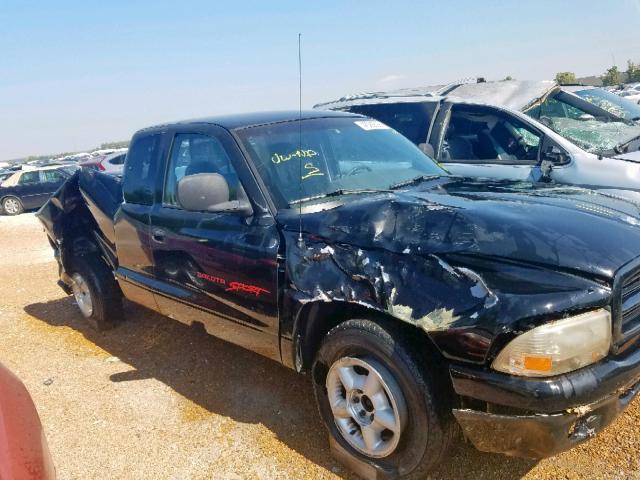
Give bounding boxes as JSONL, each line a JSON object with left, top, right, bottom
{"left": 140, "top": 110, "right": 362, "bottom": 133}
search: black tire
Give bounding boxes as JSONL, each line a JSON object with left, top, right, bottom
{"left": 2, "top": 196, "right": 23, "bottom": 216}
{"left": 312, "top": 318, "right": 456, "bottom": 479}
{"left": 69, "top": 255, "right": 123, "bottom": 330}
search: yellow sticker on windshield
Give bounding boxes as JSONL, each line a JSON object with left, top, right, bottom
{"left": 271, "top": 149, "right": 318, "bottom": 164}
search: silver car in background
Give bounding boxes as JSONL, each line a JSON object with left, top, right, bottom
{"left": 317, "top": 80, "right": 640, "bottom": 195}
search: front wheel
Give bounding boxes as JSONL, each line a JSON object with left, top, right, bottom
{"left": 312, "top": 319, "right": 456, "bottom": 479}
{"left": 2, "top": 196, "right": 23, "bottom": 215}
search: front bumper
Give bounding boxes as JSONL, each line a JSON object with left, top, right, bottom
{"left": 450, "top": 343, "right": 640, "bottom": 458}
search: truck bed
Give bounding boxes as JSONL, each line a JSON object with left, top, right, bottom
{"left": 37, "top": 169, "right": 123, "bottom": 257}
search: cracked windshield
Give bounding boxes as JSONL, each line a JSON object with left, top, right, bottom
{"left": 527, "top": 93, "right": 640, "bottom": 155}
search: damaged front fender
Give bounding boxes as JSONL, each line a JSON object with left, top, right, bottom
{"left": 282, "top": 230, "right": 501, "bottom": 366}
{"left": 283, "top": 230, "right": 610, "bottom": 366}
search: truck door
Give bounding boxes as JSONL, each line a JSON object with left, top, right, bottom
{"left": 148, "top": 127, "right": 281, "bottom": 362}
{"left": 114, "top": 131, "right": 168, "bottom": 312}
{"left": 432, "top": 103, "right": 543, "bottom": 182}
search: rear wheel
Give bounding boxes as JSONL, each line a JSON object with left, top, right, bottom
{"left": 2, "top": 196, "right": 23, "bottom": 215}
{"left": 312, "top": 319, "right": 456, "bottom": 479}
{"left": 69, "top": 255, "right": 123, "bottom": 330}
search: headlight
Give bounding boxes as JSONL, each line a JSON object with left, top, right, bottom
{"left": 492, "top": 309, "right": 611, "bottom": 377}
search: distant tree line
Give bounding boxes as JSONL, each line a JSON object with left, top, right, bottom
{"left": 99, "top": 140, "right": 129, "bottom": 150}
{"left": 555, "top": 59, "right": 640, "bottom": 86}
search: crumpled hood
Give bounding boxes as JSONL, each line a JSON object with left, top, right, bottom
{"left": 280, "top": 178, "right": 640, "bottom": 280}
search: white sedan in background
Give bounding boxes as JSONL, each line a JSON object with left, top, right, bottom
{"left": 79, "top": 150, "right": 127, "bottom": 175}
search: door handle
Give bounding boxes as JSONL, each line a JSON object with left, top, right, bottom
{"left": 151, "top": 228, "right": 166, "bottom": 244}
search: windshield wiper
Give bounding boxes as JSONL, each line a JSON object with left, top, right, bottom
{"left": 614, "top": 133, "right": 640, "bottom": 154}
{"left": 389, "top": 174, "right": 442, "bottom": 190}
{"left": 289, "top": 188, "right": 390, "bottom": 205}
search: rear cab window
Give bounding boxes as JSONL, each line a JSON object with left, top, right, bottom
{"left": 122, "top": 133, "right": 163, "bottom": 205}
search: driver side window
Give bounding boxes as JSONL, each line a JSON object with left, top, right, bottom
{"left": 164, "top": 133, "right": 241, "bottom": 208}
{"left": 440, "top": 106, "right": 541, "bottom": 165}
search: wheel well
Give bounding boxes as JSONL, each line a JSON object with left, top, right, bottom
{"left": 297, "top": 301, "right": 442, "bottom": 373}
{"left": 1, "top": 195, "right": 20, "bottom": 204}
{"left": 61, "top": 229, "right": 100, "bottom": 272}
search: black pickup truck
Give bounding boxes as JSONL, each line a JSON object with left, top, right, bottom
{"left": 38, "top": 111, "right": 640, "bottom": 479}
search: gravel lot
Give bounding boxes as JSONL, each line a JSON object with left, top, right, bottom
{"left": 0, "top": 213, "right": 638, "bottom": 479}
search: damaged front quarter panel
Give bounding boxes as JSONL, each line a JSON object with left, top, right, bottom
{"left": 285, "top": 232, "right": 497, "bottom": 335}
{"left": 279, "top": 183, "right": 620, "bottom": 366}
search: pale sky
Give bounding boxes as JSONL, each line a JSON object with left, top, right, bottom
{"left": 1, "top": 0, "right": 639, "bottom": 160}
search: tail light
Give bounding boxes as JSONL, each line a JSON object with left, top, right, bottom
{"left": 98, "top": 161, "right": 106, "bottom": 171}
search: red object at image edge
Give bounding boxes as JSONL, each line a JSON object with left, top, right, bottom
{"left": 0, "top": 363, "right": 55, "bottom": 480}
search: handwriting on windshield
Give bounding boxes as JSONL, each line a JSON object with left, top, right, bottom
{"left": 271, "top": 149, "right": 318, "bottom": 164}
{"left": 302, "top": 162, "right": 324, "bottom": 180}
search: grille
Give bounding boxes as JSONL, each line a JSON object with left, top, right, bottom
{"left": 620, "top": 268, "right": 640, "bottom": 340}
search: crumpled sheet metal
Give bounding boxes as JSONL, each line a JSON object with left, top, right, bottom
{"left": 286, "top": 233, "right": 496, "bottom": 333}
{"left": 445, "top": 80, "right": 557, "bottom": 111}
{"left": 279, "top": 181, "right": 633, "bottom": 362}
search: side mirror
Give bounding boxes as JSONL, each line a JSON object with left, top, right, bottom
{"left": 533, "top": 145, "right": 568, "bottom": 183}
{"left": 542, "top": 145, "right": 569, "bottom": 166}
{"left": 530, "top": 159, "right": 554, "bottom": 183}
{"left": 177, "top": 173, "right": 253, "bottom": 216}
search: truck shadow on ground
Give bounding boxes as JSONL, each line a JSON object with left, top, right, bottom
{"left": 24, "top": 297, "right": 537, "bottom": 479}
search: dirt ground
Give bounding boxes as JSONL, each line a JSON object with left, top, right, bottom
{"left": 0, "top": 213, "right": 638, "bottom": 480}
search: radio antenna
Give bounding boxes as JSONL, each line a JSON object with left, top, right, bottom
{"left": 297, "top": 32, "right": 304, "bottom": 247}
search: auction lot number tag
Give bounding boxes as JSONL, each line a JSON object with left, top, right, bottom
{"left": 354, "top": 120, "right": 390, "bottom": 130}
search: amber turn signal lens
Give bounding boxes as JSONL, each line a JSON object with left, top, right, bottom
{"left": 523, "top": 356, "right": 552, "bottom": 372}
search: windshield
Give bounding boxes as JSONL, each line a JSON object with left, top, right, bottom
{"left": 236, "top": 117, "right": 446, "bottom": 207}
{"left": 573, "top": 88, "right": 640, "bottom": 122}
{"left": 526, "top": 92, "right": 640, "bottom": 155}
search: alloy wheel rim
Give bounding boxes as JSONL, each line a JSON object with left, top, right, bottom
{"left": 4, "top": 198, "right": 19, "bottom": 214}
{"left": 71, "top": 273, "right": 93, "bottom": 317}
{"left": 326, "top": 356, "right": 407, "bottom": 458}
